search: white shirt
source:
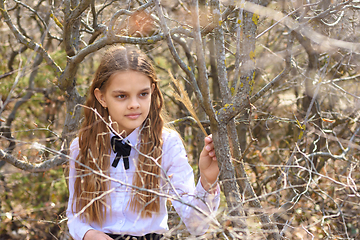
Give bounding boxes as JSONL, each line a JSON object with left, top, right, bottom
{"left": 66, "top": 127, "right": 220, "bottom": 240}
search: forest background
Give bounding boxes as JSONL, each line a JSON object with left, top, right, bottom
{"left": 0, "top": 0, "right": 359, "bottom": 239}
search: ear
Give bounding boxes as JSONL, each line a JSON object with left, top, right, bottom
{"left": 151, "top": 83, "right": 155, "bottom": 93}
{"left": 94, "top": 88, "right": 107, "bottom": 108}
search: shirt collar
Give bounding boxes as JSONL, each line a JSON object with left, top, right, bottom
{"left": 109, "top": 127, "right": 140, "bottom": 147}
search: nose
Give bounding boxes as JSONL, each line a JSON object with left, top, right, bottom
{"left": 128, "top": 97, "right": 140, "bottom": 109}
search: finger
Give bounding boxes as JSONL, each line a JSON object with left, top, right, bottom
{"left": 205, "top": 142, "right": 214, "bottom": 152}
{"left": 205, "top": 134, "right": 213, "bottom": 144}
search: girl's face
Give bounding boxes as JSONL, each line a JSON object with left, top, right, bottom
{"left": 94, "top": 70, "right": 154, "bottom": 135}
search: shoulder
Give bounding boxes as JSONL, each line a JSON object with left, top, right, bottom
{"left": 161, "top": 128, "right": 189, "bottom": 171}
{"left": 162, "top": 128, "right": 183, "bottom": 146}
{"left": 70, "top": 137, "right": 80, "bottom": 152}
{"left": 161, "top": 127, "right": 186, "bottom": 155}
{"left": 67, "top": 137, "right": 80, "bottom": 169}
{"left": 69, "top": 137, "right": 80, "bottom": 161}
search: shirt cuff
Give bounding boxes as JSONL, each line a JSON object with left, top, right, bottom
{"left": 68, "top": 220, "right": 94, "bottom": 240}
{"left": 195, "top": 178, "right": 220, "bottom": 207}
{"left": 80, "top": 227, "right": 95, "bottom": 240}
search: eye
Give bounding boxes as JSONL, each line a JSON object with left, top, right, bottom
{"left": 116, "top": 94, "right": 126, "bottom": 99}
{"left": 140, "top": 92, "right": 150, "bottom": 97}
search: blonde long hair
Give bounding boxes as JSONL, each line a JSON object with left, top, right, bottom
{"left": 73, "top": 46, "right": 164, "bottom": 224}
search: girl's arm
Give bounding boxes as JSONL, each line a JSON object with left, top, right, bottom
{"left": 199, "top": 135, "right": 219, "bottom": 193}
{"left": 164, "top": 131, "right": 220, "bottom": 236}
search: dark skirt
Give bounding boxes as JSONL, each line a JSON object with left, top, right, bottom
{"left": 105, "top": 233, "right": 163, "bottom": 240}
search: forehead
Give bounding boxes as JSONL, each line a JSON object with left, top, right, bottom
{"left": 107, "top": 70, "right": 152, "bottom": 90}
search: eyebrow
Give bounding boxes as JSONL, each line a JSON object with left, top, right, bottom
{"left": 111, "top": 87, "right": 151, "bottom": 94}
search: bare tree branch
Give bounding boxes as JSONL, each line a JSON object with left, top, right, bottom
{"left": 0, "top": 145, "right": 67, "bottom": 172}
{"left": 0, "top": 0, "right": 62, "bottom": 77}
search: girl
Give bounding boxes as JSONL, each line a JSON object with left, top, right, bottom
{"left": 66, "top": 46, "right": 220, "bottom": 240}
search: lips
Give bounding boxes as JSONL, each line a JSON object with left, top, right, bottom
{"left": 125, "top": 113, "right": 141, "bottom": 120}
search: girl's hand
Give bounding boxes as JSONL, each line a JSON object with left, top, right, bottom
{"left": 199, "top": 134, "right": 219, "bottom": 193}
{"left": 83, "top": 229, "right": 114, "bottom": 240}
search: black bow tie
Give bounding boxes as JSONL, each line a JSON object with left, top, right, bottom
{"left": 111, "top": 136, "right": 131, "bottom": 169}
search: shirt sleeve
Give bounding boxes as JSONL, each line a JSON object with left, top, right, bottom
{"left": 66, "top": 138, "right": 94, "bottom": 240}
{"left": 163, "top": 131, "right": 220, "bottom": 236}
